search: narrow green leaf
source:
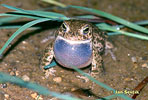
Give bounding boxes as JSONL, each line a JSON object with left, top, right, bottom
{"left": 45, "top": 61, "right": 133, "bottom": 99}
{"left": 70, "top": 66, "right": 133, "bottom": 100}
{"left": 72, "top": 66, "right": 115, "bottom": 92}
{"left": 0, "top": 72, "right": 82, "bottom": 100}
{"left": 41, "top": 0, "right": 66, "bottom": 8}
{"left": 0, "top": 18, "right": 51, "bottom": 56}
{"left": 97, "top": 23, "right": 148, "bottom": 40}
{"left": 134, "top": 20, "right": 148, "bottom": 25}
{"left": 113, "top": 20, "right": 148, "bottom": 29}
{"left": 0, "top": 13, "right": 42, "bottom": 19}
{"left": 14, "top": 10, "right": 67, "bottom": 18}
{"left": 74, "top": 15, "right": 97, "bottom": 19}
{"left": 0, "top": 16, "right": 20, "bottom": 25}
{"left": 1, "top": 4, "right": 69, "bottom": 20}
{"left": 69, "top": 5, "right": 148, "bottom": 34}
{"left": 0, "top": 25, "right": 40, "bottom": 29}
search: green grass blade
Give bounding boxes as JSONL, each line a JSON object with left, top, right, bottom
{"left": 47, "top": 61, "right": 115, "bottom": 92}
{"left": 119, "top": 31, "right": 148, "bottom": 40}
{"left": 113, "top": 20, "right": 148, "bottom": 29}
{"left": 0, "top": 18, "right": 51, "bottom": 56}
{"left": 69, "top": 5, "right": 148, "bottom": 34}
{"left": 0, "top": 13, "right": 42, "bottom": 19}
{"left": 1, "top": 4, "right": 69, "bottom": 20}
{"left": 70, "top": 66, "right": 133, "bottom": 100}
{"left": 14, "top": 10, "right": 67, "bottom": 18}
{"left": 74, "top": 15, "right": 97, "bottom": 19}
{"left": 0, "top": 25, "right": 40, "bottom": 29}
{"left": 41, "top": 59, "right": 133, "bottom": 99}
{"left": 0, "top": 16, "right": 20, "bottom": 25}
{"left": 45, "top": 61, "right": 115, "bottom": 91}
{"left": 71, "top": 66, "right": 115, "bottom": 92}
{"left": 0, "top": 72, "right": 82, "bottom": 100}
{"left": 134, "top": 20, "right": 148, "bottom": 25}
{"left": 41, "top": 0, "right": 66, "bottom": 8}
{"left": 97, "top": 94, "right": 120, "bottom": 100}
{"left": 97, "top": 23, "right": 148, "bottom": 40}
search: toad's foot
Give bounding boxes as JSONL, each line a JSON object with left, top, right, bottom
{"left": 76, "top": 74, "right": 89, "bottom": 82}
{"left": 44, "top": 67, "right": 56, "bottom": 78}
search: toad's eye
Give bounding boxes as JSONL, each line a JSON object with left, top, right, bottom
{"left": 82, "top": 26, "right": 89, "bottom": 35}
{"left": 62, "top": 23, "right": 67, "bottom": 32}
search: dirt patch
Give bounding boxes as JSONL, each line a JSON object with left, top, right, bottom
{"left": 0, "top": 0, "right": 148, "bottom": 100}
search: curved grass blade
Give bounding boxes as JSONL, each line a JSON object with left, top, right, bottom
{"left": 14, "top": 10, "right": 67, "bottom": 18}
{"left": 0, "top": 13, "right": 42, "bottom": 19}
{"left": 44, "top": 60, "right": 57, "bottom": 69}
{"left": 69, "top": 5, "right": 148, "bottom": 34}
{"left": 134, "top": 20, "right": 148, "bottom": 25}
{"left": 74, "top": 15, "right": 97, "bottom": 19}
{"left": 96, "top": 94, "right": 120, "bottom": 100}
{"left": 113, "top": 20, "right": 148, "bottom": 29}
{"left": 70, "top": 66, "right": 133, "bottom": 100}
{"left": 73, "top": 66, "right": 115, "bottom": 92}
{"left": 44, "top": 61, "right": 115, "bottom": 92}
{"left": 97, "top": 23, "right": 148, "bottom": 40}
{"left": 0, "top": 18, "right": 51, "bottom": 56}
{"left": 0, "top": 25, "right": 40, "bottom": 29}
{"left": 1, "top": 4, "right": 68, "bottom": 20}
{"left": 0, "top": 16, "right": 20, "bottom": 25}
{"left": 41, "top": 0, "right": 66, "bottom": 8}
{"left": 47, "top": 61, "right": 132, "bottom": 99}
{"left": 0, "top": 72, "right": 82, "bottom": 100}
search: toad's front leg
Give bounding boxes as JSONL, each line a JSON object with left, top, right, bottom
{"left": 76, "top": 49, "right": 104, "bottom": 82}
{"left": 91, "top": 50, "right": 104, "bottom": 78}
{"left": 40, "top": 43, "right": 56, "bottom": 78}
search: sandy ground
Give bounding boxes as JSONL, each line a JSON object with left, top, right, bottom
{"left": 0, "top": 0, "right": 148, "bottom": 100}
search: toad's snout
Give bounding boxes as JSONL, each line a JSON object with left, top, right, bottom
{"left": 54, "top": 36, "right": 92, "bottom": 69}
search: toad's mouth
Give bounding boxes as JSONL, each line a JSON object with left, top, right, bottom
{"left": 53, "top": 36, "right": 92, "bottom": 69}
{"left": 56, "top": 36, "right": 91, "bottom": 44}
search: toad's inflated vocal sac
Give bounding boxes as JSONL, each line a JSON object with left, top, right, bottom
{"left": 40, "top": 20, "right": 108, "bottom": 78}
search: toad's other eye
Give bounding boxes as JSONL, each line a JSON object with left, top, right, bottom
{"left": 81, "top": 26, "right": 89, "bottom": 35}
{"left": 62, "top": 23, "right": 68, "bottom": 32}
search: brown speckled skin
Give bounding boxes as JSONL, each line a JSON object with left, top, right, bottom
{"left": 40, "top": 20, "right": 107, "bottom": 78}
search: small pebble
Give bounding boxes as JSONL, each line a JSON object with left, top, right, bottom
{"left": 53, "top": 77, "right": 62, "bottom": 83}
{"left": 16, "top": 60, "right": 20, "bottom": 63}
{"left": 22, "top": 41, "right": 27, "bottom": 44}
{"left": 31, "top": 93, "right": 43, "bottom": 100}
{"left": 22, "top": 75, "right": 30, "bottom": 81}
{"left": 1, "top": 83, "right": 7, "bottom": 88}
{"left": 4, "top": 94, "right": 9, "bottom": 99}
{"left": 15, "top": 71, "right": 19, "bottom": 76}
{"left": 124, "top": 78, "right": 131, "bottom": 82}
{"left": 9, "top": 71, "right": 15, "bottom": 76}
{"left": 8, "top": 68, "right": 12, "bottom": 72}
{"left": 71, "top": 88, "right": 76, "bottom": 91}
{"left": 31, "top": 93, "right": 37, "bottom": 99}
{"left": 142, "top": 63, "right": 148, "bottom": 68}
{"left": 131, "top": 56, "right": 137, "bottom": 63}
